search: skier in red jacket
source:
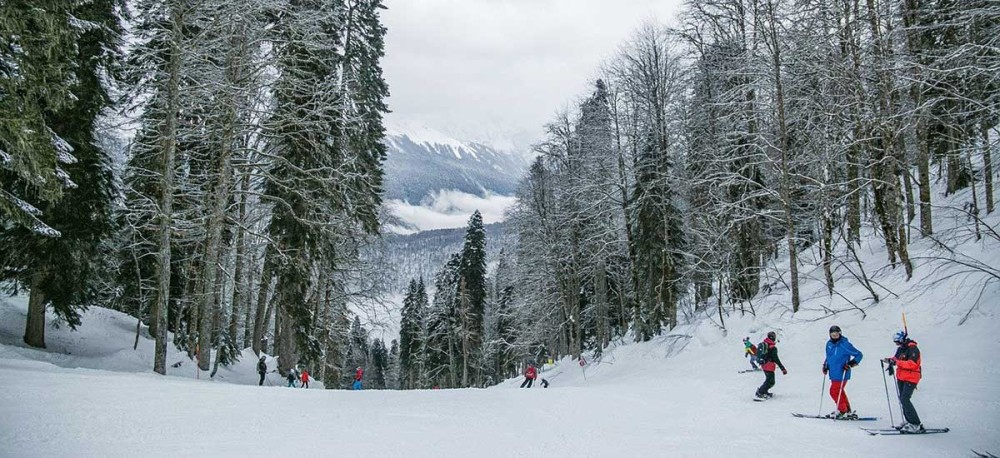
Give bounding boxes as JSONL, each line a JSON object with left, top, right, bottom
{"left": 883, "top": 331, "right": 924, "bottom": 433}
{"left": 754, "top": 331, "right": 787, "bottom": 400}
{"left": 300, "top": 368, "right": 310, "bottom": 389}
{"left": 520, "top": 363, "right": 537, "bottom": 388}
{"left": 352, "top": 366, "right": 364, "bottom": 390}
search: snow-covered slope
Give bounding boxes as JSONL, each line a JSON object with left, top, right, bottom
{"left": 0, "top": 295, "right": 311, "bottom": 389}
{"left": 1, "top": 186, "right": 998, "bottom": 456}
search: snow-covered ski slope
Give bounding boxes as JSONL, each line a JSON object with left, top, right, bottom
{"left": 2, "top": 187, "right": 999, "bottom": 457}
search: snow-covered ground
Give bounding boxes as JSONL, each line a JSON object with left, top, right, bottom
{"left": 1, "top": 189, "right": 999, "bottom": 457}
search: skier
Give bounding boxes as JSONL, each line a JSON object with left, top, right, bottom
{"left": 743, "top": 337, "right": 759, "bottom": 370}
{"left": 822, "top": 325, "right": 863, "bottom": 419}
{"left": 352, "top": 366, "right": 364, "bottom": 390}
{"left": 520, "top": 363, "right": 537, "bottom": 388}
{"left": 257, "top": 356, "right": 267, "bottom": 386}
{"left": 286, "top": 367, "right": 298, "bottom": 388}
{"left": 754, "top": 331, "right": 787, "bottom": 400}
{"left": 883, "top": 331, "right": 924, "bottom": 433}
{"left": 300, "top": 367, "right": 310, "bottom": 389}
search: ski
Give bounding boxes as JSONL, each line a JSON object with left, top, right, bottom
{"left": 860, "top": 427, "right": 949, "bottom": 435}
{"left": 792, "top": 413, "right": 878, "bottom": 421}
{"left": 739, "top": 369, "right": 761, "bottom": 374}
{"left": 972, "top": 450, "right": 998, "bottom": 458}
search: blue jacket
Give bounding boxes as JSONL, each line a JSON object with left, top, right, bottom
{"left": 824, "top": 336, "right": 863, "bottom": 381}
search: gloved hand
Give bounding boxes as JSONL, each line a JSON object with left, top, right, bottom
{"left": 822, "top": 365, "right": 828, "bottom": 375}
{"left": 781, "top": 368, "right": 788, "bottom": 375}
{"left": 848, "top": 360, "right": 859, "bottom": 368}
{"left": 881, "top": 357, "right": 896, "bottom": 366}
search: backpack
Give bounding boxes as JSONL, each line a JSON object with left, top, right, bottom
{"left": 756, "top": 341, "right": 770, "bottom": 364}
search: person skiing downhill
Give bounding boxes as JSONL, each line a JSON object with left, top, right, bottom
{"left": 883, "top": 331, "right": 924, "bottom": 433}
{"left": 520, "top": 363, "right": 537, "bottom": 388}
{"left": 754, "top": 332, "right": 787, "bottom": 400}
{"left": 352, "top": 366, "right": 364, "bottom": 390}
{"left": 822, "top": 325, "right": 863, "bottom": 419}
{"left": 257, "top": 356, "right": 267, "bottom": 386}
{"left": 286, "top": 367, "right": 298, "bottom": 388}
{"left": 300, "top": 368, "right": 310, "bottom": 389}
{"left": 743, "top": 337, "right": 759, "bottom": 370}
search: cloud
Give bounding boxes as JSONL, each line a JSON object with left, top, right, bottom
{"left": 387, "top": 190, "right": 518, "bottom": 232}
{"left": 382, "top": 0, "right": 685, "bottom": 141}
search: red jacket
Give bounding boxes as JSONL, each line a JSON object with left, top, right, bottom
{"left": 300, "top": 370, "right": 309, "bottom": 382}
{"left": 355, "top": 368, "right": 364, "bottom": 381}
{"left": 760, "top": 338, "right": 785, "bottom": 373}
{"left": 524, "top": 366, "right": 537, "bottom": 380}
{"left": 894, "top": 340, "right": 921, "bottom": 384}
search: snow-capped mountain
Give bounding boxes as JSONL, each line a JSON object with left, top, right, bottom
{"left": 382, "top": 123, "right": 529, "bottom": 204}
{"left": 381, "top": 121, "right": 529, "bottom": 232}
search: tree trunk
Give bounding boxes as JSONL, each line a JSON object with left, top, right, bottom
{"left": 917, "top": 125, "right": 933, "bottom": 234}
{"left": 24, "top": 272, "right": 48, "bottom": 348}
{"left": 984, "top": 124, "right": 994, "bottom": 214}
{"left": 822, "top": 210, "right": 834, "bottom": 295}
{"left": 153, "top": 4, "right": 184, "bottom": 375}
{"left": 251, "top": 251, "right": 274, "bottom": 356}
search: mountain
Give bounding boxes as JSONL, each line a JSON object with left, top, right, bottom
{"left": 382, "top": 124, "right": 528, "bottom": 203}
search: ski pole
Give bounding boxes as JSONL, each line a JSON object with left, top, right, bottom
{"left": 833, "top": 366, "right": 848, "bottom": 419}
{"left": 818, "top": 371, "right": 826, "bottom": 417}
{"left": 880, "top": 359, "right": 895, "bottom": 427}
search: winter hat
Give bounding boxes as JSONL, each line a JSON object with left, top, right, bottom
{"left": 829, "top": 325, "right": 842, "bottom": 333}
{"left": 893, "top": 331, "right": 907, "bottom": 343}
{"left": 767, "top": 331, "right": 776, "bottom": 340}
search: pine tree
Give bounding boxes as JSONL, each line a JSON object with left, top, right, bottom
{"left": 457, "top": 211, "right": 487, "bottom": 386}
{"left": 0, "top": 0, "right": 123, "bottom": 348}
{"left": 0, "top": 0, "right": 83, "bottom": 233}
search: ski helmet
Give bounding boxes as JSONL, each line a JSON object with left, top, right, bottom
{"left": 893, "top": 331, "right": 907, "bottom": 343}
{"left": 829, "top": 325, "right": 842, "bottom": 334}
{"left": 767, "top": 331, "right": 776, "bottom": 340}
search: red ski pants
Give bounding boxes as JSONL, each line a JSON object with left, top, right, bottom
{"left": 829, "top": 380, "right": 851, "bottom": 413}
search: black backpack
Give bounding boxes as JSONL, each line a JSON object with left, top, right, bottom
{"left": 756, "top": 341, "right": 770, "bottom": 364}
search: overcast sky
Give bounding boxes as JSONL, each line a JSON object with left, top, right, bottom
{"left": 381, "top": 0, "right": 684, "bottom": 151}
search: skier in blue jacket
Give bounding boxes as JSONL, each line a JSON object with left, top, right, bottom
{"left": 822, "top": 325, "right": 863, "bottom": 419}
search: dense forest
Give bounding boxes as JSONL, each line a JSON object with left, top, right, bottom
{"left": 1, "top": 0, "right": 997, "bottom": 390}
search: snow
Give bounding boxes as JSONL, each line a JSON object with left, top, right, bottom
{"left": 384, "top": 118, "right": 470, "bottom": 153}
{"left": 1, "top": 190, "right": 999, "bottom": 456}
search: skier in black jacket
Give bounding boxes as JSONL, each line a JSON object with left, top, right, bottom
{"left": 257, "top": 356, "right": 267, "bottom": 386}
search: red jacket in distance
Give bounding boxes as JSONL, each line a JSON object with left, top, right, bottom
{"left": 300, "top": 370, "right": 309, "bottom": 382}
{"left": 894, "top": 340, "right": 922, "bottom": 384}
{"left": 355, "top": 368, "right": 364, "bottom": 381}
{"left": 524, "top": 366, "right": 537, "bottom": 380}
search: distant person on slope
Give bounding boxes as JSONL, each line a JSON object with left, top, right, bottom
{"left": 754, "top": 331, "right": 787, "bottom": 400}
{"left": 822, "top": 325, "right": 863, "bottom": 419}
{"left": 287, "top": 367, "right": 298, "bottom": 388}
{"left": 257, "top": 356, "right": 267, "bottom": 386}
{"left": 352, "top": 366, "right": 364, "bottom": 390}
{"left": 520, "top": 363, "right": 537, "bottom": 388}
{"left": 300, "top": 367, "right": 310, "bottom": 389}
{"left": 744, "top": 337, "right": 759, "bottom": 370}
{"left": 883, "top": 331, "right": 924, "bottom": 433}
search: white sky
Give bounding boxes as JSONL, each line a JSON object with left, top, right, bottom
{"left": 381, "top": 0, "right": 684, "bottom": 150}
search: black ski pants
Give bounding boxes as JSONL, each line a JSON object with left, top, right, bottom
{"left": 520, "top": 377, "right": 534, "bottom": 388}
{"left": 897, "top": 381, "right": 921, "bottom": 425}
{"left": 757, "top": 370, "right": 775, "bottom": 396}
{"left": 258, "top": 372, "right": 265, "bottom": 386}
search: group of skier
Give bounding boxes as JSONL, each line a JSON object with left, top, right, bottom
{"left": 748, "top": 325, "right": 925, "bottom": 433}
{"left": 518, "top": 363, "right": 550, "bottom": 388}
{"left": 256, "top": 356, "right": 365, "bottom": 390}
